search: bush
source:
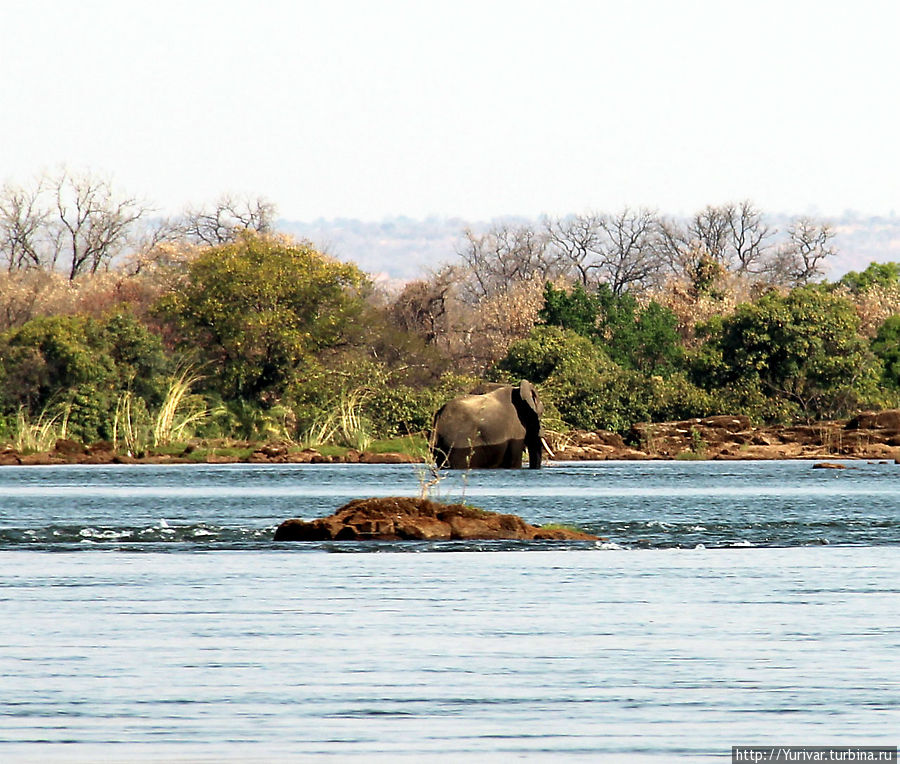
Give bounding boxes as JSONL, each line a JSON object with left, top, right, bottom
{"left": 495, "top": 326, "right": 613, "bottom": 384}
{"left": 872, "top": 314, "right": 900, "bottom": 389}
{"left": 0, "top": 312, "right": 172, "bottom": 443}
{"left": 694, "top": 287, "right": 883, "bottom": 420}
{"left": 156, "top": 232, "right": 369, "bottom": 400}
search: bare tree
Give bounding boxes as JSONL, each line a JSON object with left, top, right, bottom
{"left": 122, "top": 217, "right": 190, "bottom": 276}
{"left": 657, "top": 201, "right": 776, "bottom": 291}
{"left": 180, "top": 194, "right": 277, "bottom": 246}
{"left": 390, "top": 265, "right": 458, "bottom": 345}
{"left": 544, "top": 213, "right": 604, "bottom": 286}
{"left": 0, "top": 180, "right": 46, "bottom": 272}
{"left": 688, "top": 205, "right": 732, "bottom": 264}
{"left": 766, "top": 218, "right": 837, "bottom": 286}
{"left": 685, "top": 201, "right": 774, "bottom": 274}
{"left": 457, "top": 222, "right": 563, "bottom": 301}
{"left": 48, "top": 168, "right": 147, "bottom": 280}
{"left": 597, "top": 208, "right": 665, "bottom": 294}
{"left": 726, "top": 200, "right": 773, "bottom": 274}
{"left": 545, "top": 208, "right": 665, "bottom": 295}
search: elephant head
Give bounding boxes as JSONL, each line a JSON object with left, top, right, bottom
{"left": 431, "top": 380, "right": 545, "bottom": 469}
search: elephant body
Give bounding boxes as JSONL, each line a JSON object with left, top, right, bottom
{"left": 431, "top": 380, "right": 544, "bottom": 469}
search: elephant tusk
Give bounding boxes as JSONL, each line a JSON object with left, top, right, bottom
{"left": 541, "top": 436, "right": 555, "bottom": 459}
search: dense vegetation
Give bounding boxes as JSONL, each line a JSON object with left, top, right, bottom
{"left": 1, "top": 173, "right": 899, "bottom": 452}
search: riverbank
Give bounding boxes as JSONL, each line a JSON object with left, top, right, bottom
{"left": 2, "top": 410, "right": 899, "bottom": 465}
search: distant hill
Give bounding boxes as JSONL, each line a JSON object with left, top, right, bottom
{"left": 278, "top": 213, "right": 900, "bottom": 285}
{"left": 277, "top": 217, "right": 467, "bottom": 286}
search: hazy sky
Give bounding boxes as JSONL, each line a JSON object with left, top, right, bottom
{"left": 1, "top": 0, "right": 898, "bottom": 221}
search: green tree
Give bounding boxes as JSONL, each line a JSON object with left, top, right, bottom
{"left": 838, "top": 261, "right": 900, "bottom": 293}
{"left": 494, "top": 326, "right": 613, "bottom": 384}
{"left": 538, "top": 282, "right": 599, "bottom": 336}
{"left": 538, "top": 282, "right": 683, "bottom": 375}
{"left": 0, "top": 312, "right": 170, "bottom": 442}
{"left": 593, "top": 285, "right": 682, "bottom": 374}
{"left": 157, "top": 233, "right": 369, "bottom": 400}
{"left": 872, "top": 314, "right": 900, "bottom": 388}
{"left": 695, "top": 288, "right": 881, "bottom": 419}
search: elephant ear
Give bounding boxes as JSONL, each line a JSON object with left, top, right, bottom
{"left": 519, "top": 380, "right": 543, "bottom": 416}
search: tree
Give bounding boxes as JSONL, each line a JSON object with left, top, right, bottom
{"left": 0, "top": 180, "right": 45, "bottom": 272}
{"left": 872, "top": 314, "right": 900, "bottom": 388}
{"left": 657, "top": 201, "right": 774, "bottom": 284}
{"left": 180, "top": 194, "right": 277, "bottom": 246}
{"left": 0, "top": 312, "right": 169, "bottom": 442}
{"left": 838, "top": 261, "right": 900, "bottom": 294}
{"left": 457, "top": 223, "right": 563, "bottom": 301}
{"left": 766, "top": 218, "right": 837, "bottom": 287}
{"left": 544, "top": 213, "right": 603, "bottom": 286}
{"left": 49, "top": 168, "right": 147, "bottom": 280}
{"left": 157, "top": 233, "right": 369, "bottom": 399}
{"left": 538, "top": 281, "right": 599, "bottom": 336}
{"left": 389, "top": 266, "right": 458, "bottom": 345}
{"left": 545, "top": 209, "right": 663, "bottom": 295}
{"left": 695, "top": 288, "right": 880, "bottom": 419}
{"left": 593, "top": 285, "right": 682, "bottom": 374}
{"left": 495, "top": 325, "right": 612, "bottom": 385}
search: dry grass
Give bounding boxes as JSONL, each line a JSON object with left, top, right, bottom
{"left": 13, "top": 405, "right": 70, "bottom": 452}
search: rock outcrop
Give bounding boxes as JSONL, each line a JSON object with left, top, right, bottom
{"left": 552, "top": 411, "right": 900, "bottom": 461}
{"left": 274, "top": 497, "right": 598, "bottom": 542}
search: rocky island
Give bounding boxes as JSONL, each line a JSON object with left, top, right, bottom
{"left": 273, "top": 497, "right": 599, "bottom": 542}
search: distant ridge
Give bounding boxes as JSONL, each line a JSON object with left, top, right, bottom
{"left": 278, "top": 213, "right": 900, "bottom": 284}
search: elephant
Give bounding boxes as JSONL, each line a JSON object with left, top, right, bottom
{"left": 431, "top": 380, "right": 546, "bottom": 469}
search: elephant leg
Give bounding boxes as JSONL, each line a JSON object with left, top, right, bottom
{"left": 449, "top": 444, "right": 509, "bottom": 469}
{"left": 447, "top": 447, "right": 475, "bottom": 469}
{"left": 502, "top": 439, "right": 525, "bottom": 468}
{"left": 432, "top": 436, "right": 451, "bottom": 468}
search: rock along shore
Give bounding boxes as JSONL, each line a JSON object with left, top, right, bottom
{"left": 274, "top": 497, "right": 599, "bottom": 542}
{"left": 2, "top": 409, "right": 900, "bottom": 466}
{"left": 554, "top": 411, "right": 900, "bottom": 462}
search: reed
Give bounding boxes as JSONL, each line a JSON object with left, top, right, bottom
{"left": 13, "top": 405, "right": 71, "bottom": 452}
{"left": 299, "top": 387, "right": 374, "bottom": 451}
{"left": 153, "top": 369, "right": 207, "bottom": 446}
{"left": 112, "top": 392, "right": 148, "bottom": 455}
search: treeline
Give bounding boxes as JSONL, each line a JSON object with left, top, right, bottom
{"left": 1, "top": 172, "right": 899, "bottom": 451}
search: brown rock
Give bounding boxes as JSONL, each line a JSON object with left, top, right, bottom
{"left": 699, "top": 415, "right": 752, "bottom": 432}
{"left": 358, "top": 451, "right": 418, "bottom": 464}
{"left": 813, "top": 462, "right": 846, "bottom": 470}
{"left": 287, "top": 449, "right": 322, "bottom": 464}
{"left": 0, "top": 448, "right": 21, "bottom": 465}
{"left": 273, "top": 497, "right": 598, "bottom": 542}
{"left": 19, "top": 452, "right": 53, "bottom": 465}
{"left": 54, "top": 438, "right": 87, "bottom": 455}
{"left": 846, "top": 410, "right": 900, "bottom": 431}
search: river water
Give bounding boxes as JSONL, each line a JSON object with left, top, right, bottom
{"left": 1, "top": 461, "right": 898, "bottom": 760}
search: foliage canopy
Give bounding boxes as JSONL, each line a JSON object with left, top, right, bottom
{"left": 157, "top": 233, "right": 369, "bottom": 400}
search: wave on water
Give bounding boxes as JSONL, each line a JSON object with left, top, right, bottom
{"left": 1, "top": 515, "right": 897, "bottom": 551}
{"left": 0, "top": 521, "right": 280, "bottom": 549}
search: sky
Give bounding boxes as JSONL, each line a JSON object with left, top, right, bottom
{"left": 1, "top": 0, "right": 899, "bottom": 222}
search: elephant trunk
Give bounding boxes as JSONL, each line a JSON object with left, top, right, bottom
{"left": 526, "top": 432, "right": 543, "bottom": 469}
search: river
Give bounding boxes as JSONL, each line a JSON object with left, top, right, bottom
{"left": 1, "top": 461, "right": 898, "bottom": 760}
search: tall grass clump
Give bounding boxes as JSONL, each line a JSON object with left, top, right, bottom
{"left": 13, "top": 405, "right": 71, "bottom": 452}
{"left": 153, "top": 369, "right": 207, "bottom": 446}
{"left": 113, "top": 392, "right": 150, "bottom": 455}
{"left": 299, "top": 387, "right": 374, "bottom": 451}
